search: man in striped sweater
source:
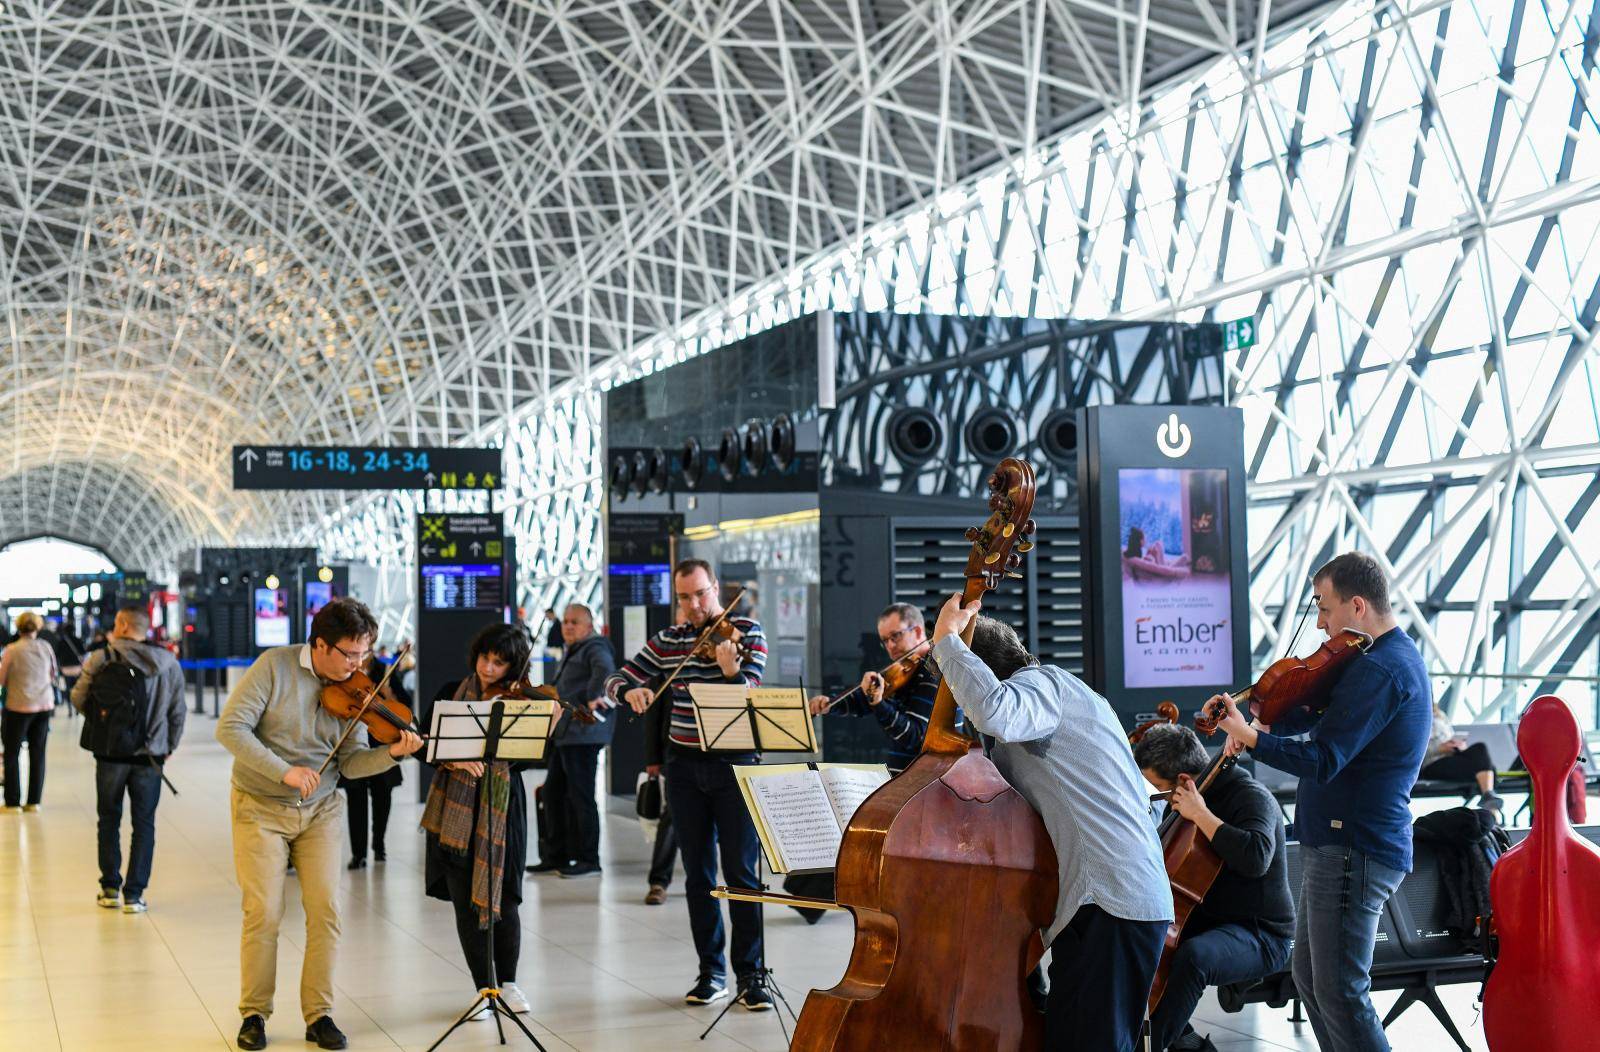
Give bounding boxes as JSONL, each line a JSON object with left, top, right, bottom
{"left": 610, "top": 559, "right": 772, "bottom": 1010}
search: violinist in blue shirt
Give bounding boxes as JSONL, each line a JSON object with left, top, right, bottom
{"left": 1209, "top": 552, "right": 1432, "bottom": 1052}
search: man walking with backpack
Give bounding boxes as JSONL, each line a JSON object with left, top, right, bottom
{"left": 71, "top": 604, "right": 186, "bottom": 913}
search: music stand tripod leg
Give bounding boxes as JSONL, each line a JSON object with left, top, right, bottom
{"left": 698, "top": 853, "right": 796, "bottom": 1044}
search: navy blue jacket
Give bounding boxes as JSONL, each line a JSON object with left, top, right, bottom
{"left": 551, "top": 634, "right": 617, "bottom": 747}
{"left": 1251, "top": 626, "right": 1432, "bottom": 873}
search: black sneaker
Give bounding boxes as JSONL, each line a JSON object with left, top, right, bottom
{"left": 558, "top": 862, "right": 602, "bottom": 879}
{"left": 304, "top": 1015, "right": 348, "bottom": 1050}
{"left": 683, "top": 976, "right": 728, "bottom": 1005}
{"left": 735, "top": 978, "right": 774, "bottom": 1011}
{"left": 525, "top": 859, "right": 564, "bottom": 874}
{"left": 236, "top": 1014, "right": 267, "bottom": 1050}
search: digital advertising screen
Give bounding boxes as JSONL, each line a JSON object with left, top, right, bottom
{"left": 304, "top": 581, "right": 335, "bottom": 639}
{"left": 1118, "top": 468, "right": 1233, "bottom": 688}
{"left": 1079, "top": 405, "right": 1249, "bottom": 721}
{"left": 253, "top": 587, "right": 290, "bottom": 648}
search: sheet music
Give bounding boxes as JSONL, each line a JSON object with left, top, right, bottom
{"left": 748, "top": 688, "right": 816, "bottom": 751}
{"left": 746, "top": 768, "right": 843, "bottom": 872}
{"left": 689, "top": 683, "right": 758, "bottom": 751}
{"left": 818, "top": 765, "right": 891, "bottom": 829}
{"left": 426, "top": 699, "right": 555, "bottom": 763}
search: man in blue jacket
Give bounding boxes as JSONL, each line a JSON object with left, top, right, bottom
{"left": 1209, "top": 552, "right": 1432, "bottom": 1052}
{"left": 531, "top": 603, "right": 617, "bottom": 879}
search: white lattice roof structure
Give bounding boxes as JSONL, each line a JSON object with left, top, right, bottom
{"left": 2, "top": 0, "right": 1310, "bottom": 569}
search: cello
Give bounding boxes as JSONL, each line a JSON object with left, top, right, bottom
{"left": 1482, "top": 695, "right": 1600, "bottom": 1051}
{"left": 787, "top": 458, "right": 1058, "bottom": 1052}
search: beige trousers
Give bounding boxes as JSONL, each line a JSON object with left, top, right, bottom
{"left": 230, "top": 787, "right": 346, "bottom": 1022}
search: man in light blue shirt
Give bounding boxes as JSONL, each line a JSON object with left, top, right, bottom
{"left": 932, "top": 594, "right": 1172, "bottom": 1052}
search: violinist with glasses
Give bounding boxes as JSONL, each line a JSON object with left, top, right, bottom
{"left": 807, "top": 602, "right": 942, "bottom": 776}
{"left": 1133, "top": 724, "right": 1293, "bottom": 1052}
{"left": 216, "top": 598, "right": 424, "bottom": 1051}
{"left": 421, "top": 623, "right": 541, "bottom": 1019}
{"left": 1207, "top": 552, "right": 1431, "bottom": 1052}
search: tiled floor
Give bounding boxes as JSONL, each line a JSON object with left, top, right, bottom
{"left": 2, "top": 708, "right": 1502, "bottom": 1051}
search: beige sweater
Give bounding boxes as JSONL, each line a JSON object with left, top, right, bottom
{"left": 0, "top": 636, "right": 58, "bottom": 713}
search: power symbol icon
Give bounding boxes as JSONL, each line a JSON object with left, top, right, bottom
{"left": 1156, "top": 413, "right": 1192, "bottom": 459}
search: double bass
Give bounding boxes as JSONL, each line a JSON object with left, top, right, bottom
{"left": 1482, "top": 695, "right": 1600, "bottom": 1050}
{"left": 788, "top": 458, "right": 1058, "bottom": 1051}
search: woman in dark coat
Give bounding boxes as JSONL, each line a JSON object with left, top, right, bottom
{"left": 421, "top": 623, "right": 535, "bottom": 1017}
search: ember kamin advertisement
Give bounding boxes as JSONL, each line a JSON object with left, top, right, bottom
{"left": 1119, "top": 468, "right": 1233, "bottom": 689}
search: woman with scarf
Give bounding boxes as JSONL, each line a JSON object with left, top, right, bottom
{"left": 421, "top": 623, "right": 536, "bottom": 1018}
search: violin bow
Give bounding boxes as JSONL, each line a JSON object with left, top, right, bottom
{"left": 316, "top": 642, "right": 413, "bottom": 777}
{"left": 644, "top": 587, "right": 747, "bottom": 709}
{"left": 817, "top": 637, "right": 932, "bottom": 713}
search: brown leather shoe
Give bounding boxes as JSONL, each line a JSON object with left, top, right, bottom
{"left": 645, "top": 884, "right": 667, "bottom": 905}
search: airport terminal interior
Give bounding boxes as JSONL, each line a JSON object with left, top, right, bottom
{"left": 3, "top": 1, "right": 1599, "bottom": 1051}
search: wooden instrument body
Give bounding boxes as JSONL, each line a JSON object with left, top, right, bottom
{"left": 1483, "top": 695, "right": 1600, "bottom": 1051}
{"left": 1147, "top": 809, "right": 1224, "bottom": 1009}
{"left": 788, "top": 747, "right": 1057, "bottom": 1052}
{"left": 790, "top": 457, "right": 1056, "bottom": 1052}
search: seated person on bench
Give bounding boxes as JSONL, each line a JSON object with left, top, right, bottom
{"left": 1420, "top": 706, "right": 1502, "bottom": 812}
{"left": 1134, "top": 725, "right": 1295, "bottom": 1052}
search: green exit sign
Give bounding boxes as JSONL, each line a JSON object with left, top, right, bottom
{"left": 1223, "top": 316, "right": 1257, "bottom": 351}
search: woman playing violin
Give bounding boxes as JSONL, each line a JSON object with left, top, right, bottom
{"left": 1205, "top": 553, "right": 1431, "bottom": 1052}
{"left": 806, "top": 602, "right": 943, "bottom": 776}
{"left": 420, "top": 623, "right": 539, "bottom": 1019}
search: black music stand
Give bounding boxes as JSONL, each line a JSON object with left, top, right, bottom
{"left": 698, "top": 848, "right": 801, "bottom": 1044}
{"left": 424, "top": 698, "right": 554, "bottom": 1052}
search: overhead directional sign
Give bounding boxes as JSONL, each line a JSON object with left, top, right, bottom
{"left": 1222, "top": 316, "right": 1258, "bottom": 351}
{"left": 232, "top": 445, "right": 501, "bottom": 491}
{"left": 416, "top": 513, "right": 506, "bottom": 611}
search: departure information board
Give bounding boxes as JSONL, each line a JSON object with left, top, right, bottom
{"left": 233, "top": 445, "right": 500, "bottom": 491}
{"left": 421, "top": 564, "right": 504, "bottom": 611}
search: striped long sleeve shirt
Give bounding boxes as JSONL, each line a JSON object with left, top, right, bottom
{"left": 605, "top": 617, "right": 767, "bottom": 764}
{"left": 827, "top": 662, "right": 943, "bottom": 774}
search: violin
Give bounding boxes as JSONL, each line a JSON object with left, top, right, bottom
{"left": 819, "top": 641, "right": 932, "bottom": 713}
{"left": 490, "top": 676, "right": 600, "bottom": 725}
{"left": 316, "top": 644, "right": 422, "bottom": 775}
{"left": 637, "top": 588, "right": 749, "bottom": 709}
{"left": 788, "top": 459, "right": 1057, "bottom": 1051}
{"left": 1195, "top": 629, "right": 1372, "bottom": 733}
{"left": 1127, "top": 701, "right": 1180, "bottom": 745}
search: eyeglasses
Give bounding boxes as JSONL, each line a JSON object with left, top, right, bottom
{"left": 330, "top": 640, "right": 371, "bottom": 664}
{"left": 675, "top": 585, "right": 717, "bottom": 604}
{"left": 879, "top": 625, "right": 915, "bottom": 647}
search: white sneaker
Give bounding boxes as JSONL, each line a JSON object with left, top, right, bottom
{"left": 466, "top": 1004, "right": 492, "bottom": 1022}
{"left": 96, "top": 889, "right": 119, "bottom": 909}
{"left": 499, "top": 982, "right": 530, "bottom": 1014}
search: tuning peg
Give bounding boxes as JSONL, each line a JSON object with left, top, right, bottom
{"left": 1006, "top": 552, "right": 1022, "bottom": 570}
{"left": 1022, "top": 519, "right": 1036, "bottom": 536}
{"left": 965, "top": 526, "right": 981, "bottom": 542}
{"left": 1006, "top": 571, "right": 1024, "bottom": 580}
{"left": 1017, "top": 541, "right": 1035, "bottom": 554}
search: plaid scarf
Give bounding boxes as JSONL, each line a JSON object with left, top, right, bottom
{"left": 419, "top": 676, "right": 512, "bottom": 927}
{"left": 421, "top": 761, "right": 511, "bottom": 927}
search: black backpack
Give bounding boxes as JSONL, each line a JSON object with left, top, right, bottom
{"left": 79, "top": 649, "right": 152, "bottom": 759}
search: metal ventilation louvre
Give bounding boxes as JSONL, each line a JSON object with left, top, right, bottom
{"left": 890, "top": 516, "right": 1081, "bottom": 672}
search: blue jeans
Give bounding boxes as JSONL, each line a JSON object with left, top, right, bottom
{"left": 1293, "top": 844, "right": 1406, "bottom": 1052}
{"left": 1148, "top": 922, "right": 1291, "bottom": 1049}
{"left": 664, "top": 750, "right": 763, "bottom": 984}
{"left": 1046, "top": 903, "right": 1168, "bottom": 1052}
{"left": 96, "top": 758, "right": 164, "bottom": 898}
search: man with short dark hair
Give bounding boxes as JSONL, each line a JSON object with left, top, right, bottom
{"left": 528, "top": 602, "right": 616, "bottom": 878}
{"left": 608, "top": 560, "right": 771, "bottom": 1010}
{"left": 1209, "top": 551, "right": 1431, "bottom": 1052}
{"left": 1133, "top": 724, "right": 1293, "bottom": 1051}
{"left": 931, "top": 596, "right": 1172, "bottom": 1052}
{"left": 71, "top": 605, "right": 187, "bottom": 913}
{"left": 217, "top": 597, "right": 424, "bottom": 1051}
{"left": 807, "top": 602, "right": 940, "bottom": 775}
